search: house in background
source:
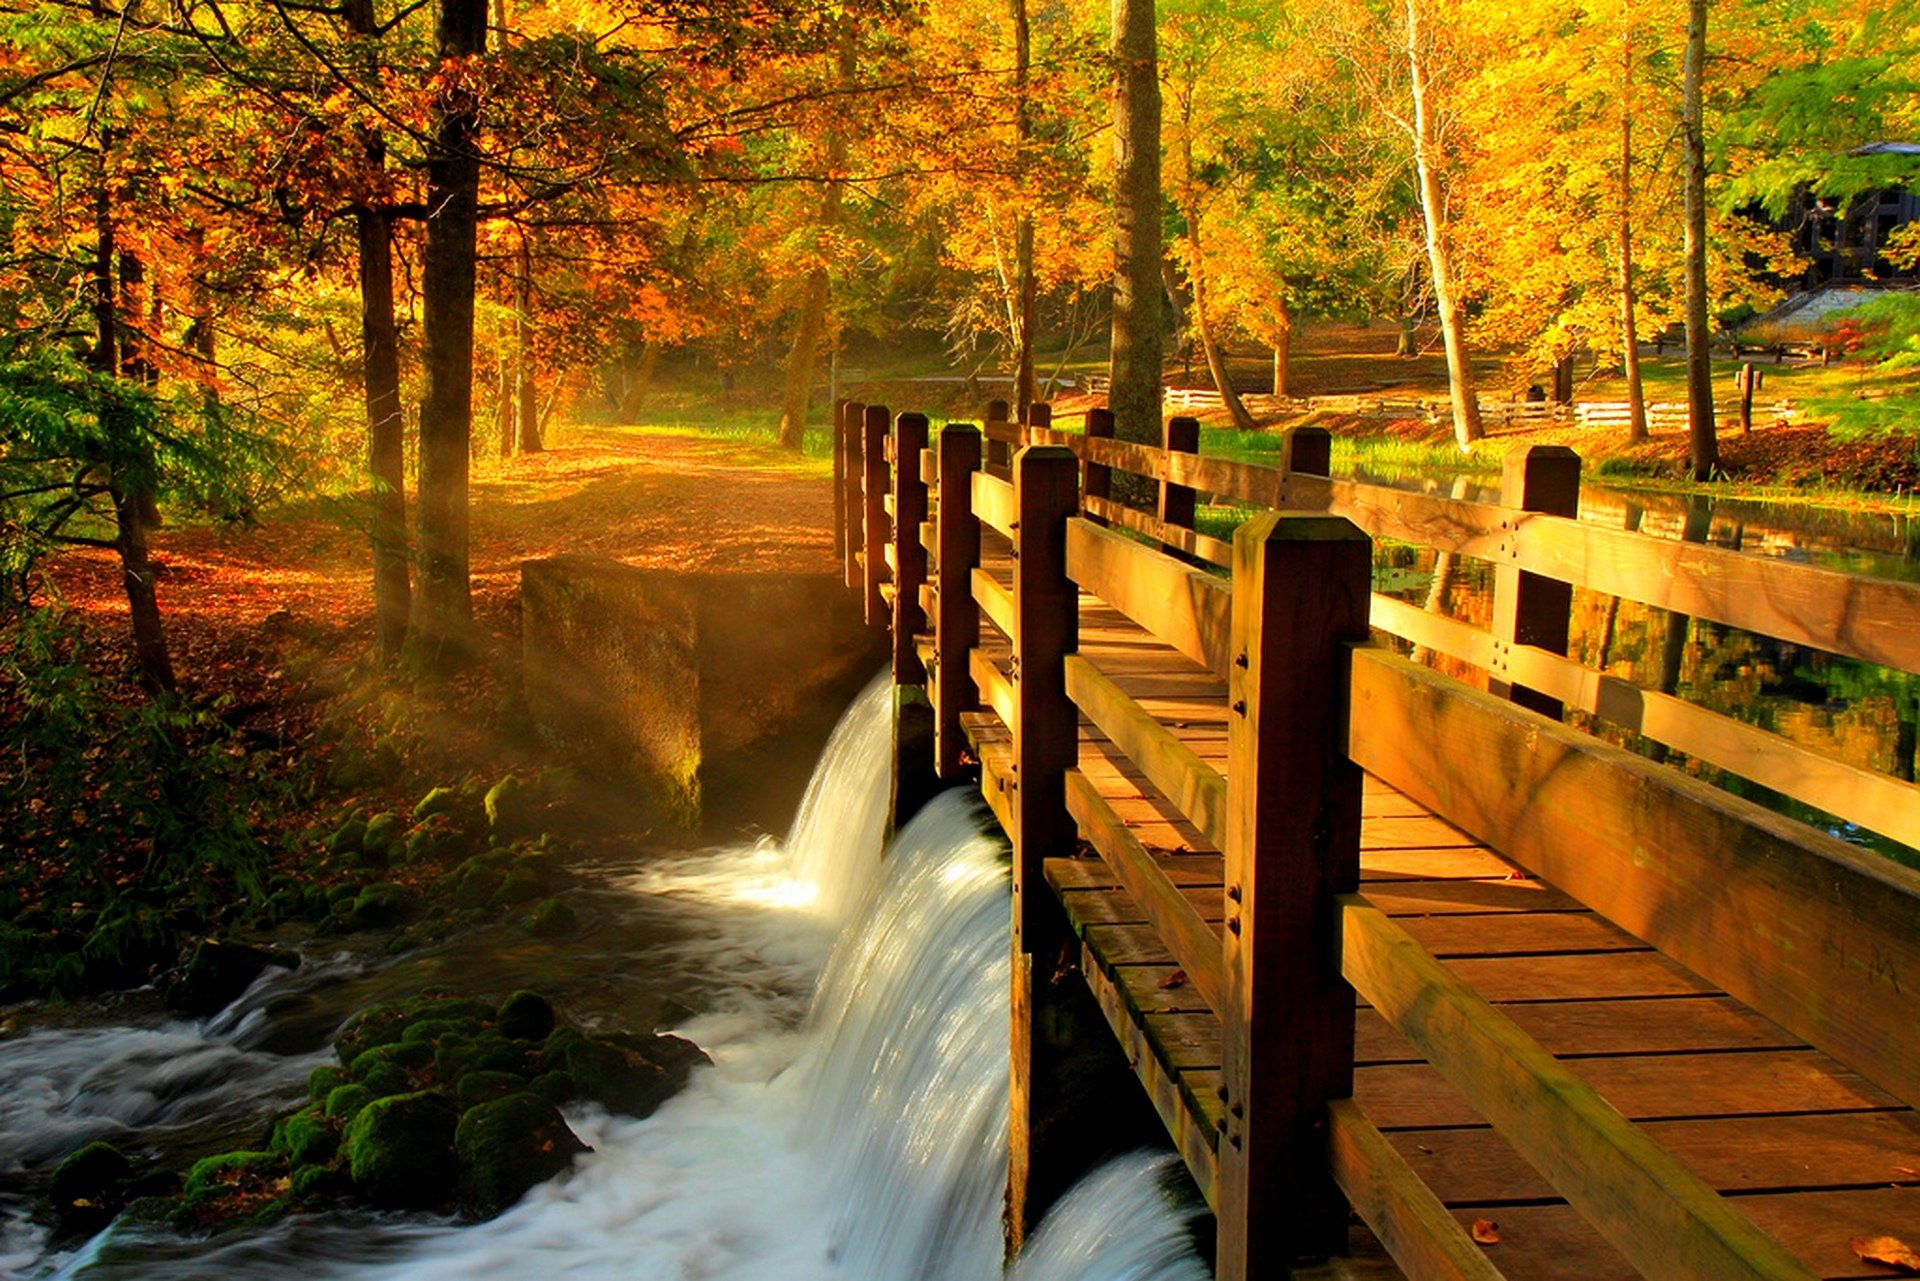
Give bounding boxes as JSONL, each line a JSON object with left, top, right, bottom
{"left": 1779, "top": 142, "right": 1920, "bottom": 287}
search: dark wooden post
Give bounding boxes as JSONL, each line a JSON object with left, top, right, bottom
{"left": 892, "top": 412, "right": 931, "bottom": 683}
{"left": 1282, "top": 424, "right": 1332, "bottom": 477}
{"left": 1083, "top": 406, "right": 1114, "bottom": 525}
{"left": 1489, "top": 444, "right": 1581, "bottom": 718}
{"left": 1006, "top": 444, "right": 1082, "bottom": 1254}
{"left": 831, "top": 397, "right": 847, "bottom": 569}
{"left": 862, "top": 403, "right": 890, "bottom": 627}
{"left": 987, "top": 397, "right": 1012, "bottom": 469}
{"left": 1024, "top": 401, "right": 1052, "bottom": 438}
{"left": 1737, "top": 362, "right": 1762, "bottom": 434}
{"left": 1219, "top": 512, "right": 1370, "bottom": 1279}
{"left": 1159, "top": 414, "right": 1200, "bottom": 556}
{"left": 841, "top": 400, "right": 865, "bottom": 591}
{"left": 934, "top": 424, "right": 982, "bottom": 779}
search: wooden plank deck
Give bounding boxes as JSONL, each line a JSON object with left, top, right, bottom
{"left": 948, "top": 539, "right": 1920, "bottom": 1281}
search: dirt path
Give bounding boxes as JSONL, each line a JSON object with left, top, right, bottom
{"left": 48, "top": 425, "right": 837, "bottom": 688}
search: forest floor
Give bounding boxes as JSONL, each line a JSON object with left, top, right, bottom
{"left": 40, "top": 422, "right": 838, "bottom": 846}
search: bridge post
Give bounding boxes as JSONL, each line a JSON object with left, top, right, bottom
{"left": 934, "top": 425, "right": 982, "bottom": 780}
{"left": 1024, "top": 401, "right": 1052, "bottom": 438}
{"left": 891, "top": 412, "right": 931, "bottom": 684}
{"left": 862, "top": 404, "right": 890, "bottom": 627}
{"left": 831, "top": 398, "right": 847, "bottom": 570}
{"left": 1220, "top": 512, "right": 1370, "bottom": 1278}
{"left": 1082, "top": 407, "right": 1114, "bottom": 526}
{"left": 841, "top": 400, "right": 865, "bottom": 591}
{"left": 1159, "top": 415, "right": 1200, "bottom": 559}
{"left": 1489, "top": 444, "right": 1581, "bottom": 718}
{"left": 986, "top": 398, "right": 1012, "bottom": 469}
{"left": 1281, "top": 424, "right": 1332, "bottom": 477}
{"left": 1007, "top": 445, "right": 1082, "bottom": 1256}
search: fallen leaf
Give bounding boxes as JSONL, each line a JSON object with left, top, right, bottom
{"left": 1504, "top": 870, "right": 1529, "bottom": 881}
{"left": 1852, "top": 1237, "right": 1920, "bottom": 1274}
{"left": 1158, "top": 970, "right": 1188, "bottom": 990}
{"left": 1471, "top": 1219, "right": 1501, "bottom": 1245}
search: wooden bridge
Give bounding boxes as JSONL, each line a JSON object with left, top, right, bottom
{"left": 829, "top": 399, "right": 1920, "bottom": 1281}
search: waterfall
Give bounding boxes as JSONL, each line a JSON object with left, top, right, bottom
{"left": 19, "top": 679, "right": 1207, "bottom": 1280}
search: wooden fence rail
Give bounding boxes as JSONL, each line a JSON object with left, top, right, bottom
{"left": 834, "top": 397, "right": 1920, "bottom": 1281}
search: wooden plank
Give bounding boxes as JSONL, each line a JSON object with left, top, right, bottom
{"left": 1349, "top": 646, "right": 1920, "bottom": 1113}
{"left": 977, "top": 739, "right": 1016, "bottom": 837}
{"left": 1060, "top": 779, "right": 1224, "bottom": 1014}
{"left": 971, "top": 566, "right": 1015, "bottom": 639}
{"left": 1290, "top": 475, "right": 1513, "bottom": 560}
{"left": 1353, "top": 996, "right": 1803, "bottom": 1063}
{"left": 972, "top": 470, "right": 1017, "bottom": 538}
{"left": 934, "top": 426, "right": 983, "bottom": 780}
{"left": 1370, "top": 595, "right": 1920, "bottom": 847}
{"left": 1077, "top": 939, "right": 1221, "bottom": 1207}
{"left": 1064, "top": 654, "right": 1229, "bottom": 850}
{"left": 1343, "top": 895, "right": 1819, "bottom": 1279}
{"left": 1080, "top": 434, "right": 1291, "bottom": 507}
{"left": 970, "top": 647, "right": 1014, "bottom": 731}
{"left": 1083, "top": 495, "right": 1234, "bottom": 567}
{"left": 1391, "top": 1110, "right": 1920, "bottom": 1205}
{"left": 1487, "top": 446, "right": 1580, "bottom": 718}
{"left": 1514, "top": 510, "right": 1920, "bottom": 674}
{"left": 1066, "top": 517, "right": 1233, "bottom": 679}
{"left": 1327, "top": 1099, "right": 1505, "bottom": 1281}
{"left": 890, "top": 412, "right": 931, "bottom": 685}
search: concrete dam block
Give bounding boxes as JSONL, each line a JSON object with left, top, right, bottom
{"left": 521, "top": 557, "right": 886, "bottom": 828}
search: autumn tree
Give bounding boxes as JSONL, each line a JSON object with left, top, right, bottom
{"left": 1109, "top": 0, "right": 1163, "bottom": 446}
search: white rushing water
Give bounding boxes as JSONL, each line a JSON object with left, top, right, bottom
{"left": 17, "top": 676, "right": 1207, "bottom": 1280}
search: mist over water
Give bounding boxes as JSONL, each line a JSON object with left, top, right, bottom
{"left": 8, "top": 676, "right": 1207, "bottom": 1281}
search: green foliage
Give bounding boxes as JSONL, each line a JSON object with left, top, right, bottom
{"left": 0, "top": 607, "right": 284, "bottom": 999}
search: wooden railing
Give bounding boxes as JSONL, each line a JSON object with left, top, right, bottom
{"left": 833, "top": 398, "right": 1920, "bottom": 1281}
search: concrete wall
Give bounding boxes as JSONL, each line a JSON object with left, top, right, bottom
{"left": 522, "top": 557, "right": 886, "bottom": 828}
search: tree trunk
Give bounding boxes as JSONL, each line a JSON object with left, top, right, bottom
{"left": 1109, "top": 0, "right": 1163, "bottom": 447}
{"left": 778, "top": 37, "right": 855, "bottom": 451}
{"left": 1405, "top": 0, "right": 1482, "bottom": 450}
{"left": 1618, "top": 28, "right": 1649, "bottom": 444}
{"left": 357, "top": 200, "right": 412, "bottom": 660}
{"left": 1271, "top": 293, "right": 1291, "bottom": 397}
{"left": 1681, "top": 0, "right": 1717, "bottom": 479}
{"left": 1012, "top": 0, "right": 1037, "bottom": 420}
{"left": 411, "top": 0, "right": 488, "bottom": 669}
{"left": 1189, "top": 236, "right": 1255, "bottom": 431}
{"left": 515, "top": 234, "right": 541, "bottom": 452}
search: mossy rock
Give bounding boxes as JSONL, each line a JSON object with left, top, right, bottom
{"left": 453, "top": 1093, "right": 589, "bottom": 1217}
{"left": 526, "top": 1070, "right": 576, "bottom": 1106}
{"left": 343, "top": 1091, "right": 458, "bottom": 1209}
{"left": 302, "top": 886, "right": 334, "bottom": 922}
{"left": 456, "top": 1070, "right": 527, "bottom": 1110}
{"left": 402, "top": 1016, "right": 482, "bottom": 1046}
{"left": 350, "top": 883, "right": 413, "bottom": 929}
{"left": 324, "top": 1083, "right": 374, "bottom": 1122}
{"left": 49, "top": 1140, "right": 134, "bottom": 1229}
{"left": 269, "top": 1111, "right": 339, "bottom": 1167}
{"left": 452, "top": 863, "right": 504, "bottom": 911}
{"left": 434, "top": 1036, "right": 477, "bottom": 1082}
{"left": 179, "top": 1150, "right": 285, "bottom": 1223}
{"left": 564, "top": 1038, "right": 676, "bottom": 1118}
{"left": 326, "top": 815, "right": 368, "bottom": 857}
{"left": 484, "top": 775, "right": 547, "bottom": 841}
{"left": 412, "top": 786, "right": 462, "bottom": 826}
{"left": 335, "top": 1003, "right": 408, "bottom": 1063}
{"left": 496, "top": 991, "right": 555, "bottom": 1042}
{"left": 538, "top": 1025, "right": 586, "bottom": 1074}
{"left": 290, "top": 1163, "right": 349, "bottom": 1200}
{"left": 490, "top": 869, "right": 543, "bottom": 908}
{"left": 403, "top": 814, "right": 470, "bottom": 866}
{"left": 165, "top": 938, "right": 298, "bottom": 1017}
{"left": 360, "top": 1061, "right": 412, "bottom": 1099}
{"left": 465, "top": 1033, "right": 534, "bottom": 1076}
{"left": 309, "top": 1065, "right": 350, "bottom": 1103}
{"left": 362, "top": 811, "right": 403, "bottom": 860}
{"left": 524, "top": 898, "right": 578, "bottom": 938}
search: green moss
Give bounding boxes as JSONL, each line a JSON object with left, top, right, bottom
{"left": 269, "top": 1111, "right": 339, "bottom": 1167}
{"left": 413, "top": 786, "right": 460, "bottom": 825}
{"left": 327, "top": 815, "right": 367, "bottom": 857}
{"left": 309, "top": 1064, "right": 350, "bottom": 1103}
{"left": 490, "top": 869, "right": 543, "bottom": 907}
{"left": 453, "top": 1093, "right": 589, "bottom": 1216}
{"left": 325, "top": 1084, "right": 374, "bottom": 1122}
{"left": 524, "top": 898, "right": 578, "bottom": 937}
{"left": 527, "top": 1070, "right": 576, "bottom": 1106}
{"left": 496, "top": 991, "right": 555, "bottom": 1042}
{"left": 456, "top": 1070, "right": 527, "bottom": 1110}
{"left": 182, "top": 1150, "right": 280, "bottom": 1203}
{"left": 343, "top": 1091, "right": 458, "bottom": 1210}
{"left": 350, "top": 882, "right": 412, "bottom": 928}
